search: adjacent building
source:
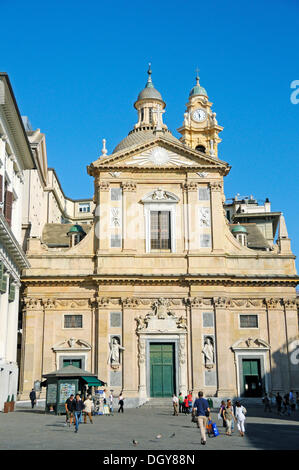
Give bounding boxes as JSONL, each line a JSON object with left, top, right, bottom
{"left": 19, "top": 68, "right": 299, "bottom": 405}
{"left": 0, "top": 73, "right": 35, "bottom": 411}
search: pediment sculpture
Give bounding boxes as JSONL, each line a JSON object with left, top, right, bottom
{"left": 231, "top": 337, "right": 270, "bottom": 351}
{"left": 135, "top": 298, "right": 187, "bottom": 333}
{"left": 52, "top": 337, "right": 92, "bottom": 352}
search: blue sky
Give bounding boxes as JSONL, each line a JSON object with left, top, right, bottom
{"left": 1, "top": 0, "right": 299, "bottom": 265}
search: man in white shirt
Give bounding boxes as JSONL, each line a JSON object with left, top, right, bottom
{"left": 172, "top": 394, "right": 179, "bottom": 416}
{"left": 83, "top": 395, "right": 94, "bottom": 424}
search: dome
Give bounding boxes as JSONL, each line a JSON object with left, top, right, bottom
{"left": 67, "top": 224, "right": 86, "bottom": 235}
{"left": 189, "top": 84, "right": 208, "bottom": 97}
{"left": 112, "top": 128, "right": 180, "bottom": 154}
{"left": 135, "top": 64, "right": 164, "bottom": 104}
{"left": 231, "top": 224, "right": 247, "bottom": 234}
{"left": 137, "top": 86, "right": 163, "bottom": 102}
{"left": 189, "top": 73, "right": 208, "bottom": 98}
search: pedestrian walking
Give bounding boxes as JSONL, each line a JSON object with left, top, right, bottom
{"left": 72, "top": 393, "right": 84, "bottom": 433}
{"left": 235, "top": 401, "right": 247, "bottom": 437}
{"left": 29, "top": 388, "right": 36, "bottom": 409}
{"left": 108, "top": 391, "right": 114, "bottom": 415}
{"left": 218, "top": 400, "right": 226, "bottom": 428}
{"left": 296, "top": 391, "right": 299, "bottom": 411}
{"left": 83, "top": 395, "right": 93, "bottom": 424}
{"left": 192, "top": 391, "right": 210, "bottom": 446}
{"left": 223, "top": 401, "right": 235, "bottom": 435}
{"left": 183, "top": 396, "right": 189, "bottom": 415}
{"left": 118, "top": 391, "right": 124, "bottom": 413}
{"left": 275, "top": 392, "right": 282, "bottom": 415}
{"left": 178, "top": 393, "right": 184, "bottom": 413}
{"left": 289, "top": 390, "right": 296, "bottom": 412}
{"left": 187, "top": 391, "right": 193, "bottom": 415}
{"left": 263, "top": 393, "right": 272, "bottom": 412}
{"left": 172, "top": 394, "right": 179, "bottom": 416}
{"left": 65, "top": 394, "right": 75, "bottom": 426}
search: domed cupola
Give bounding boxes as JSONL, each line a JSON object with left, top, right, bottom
{"left": 133, "top": 64, "right": 167, "bottom": 131}
{"left": 189, "top": 72, "right": 208, "bottom": 98}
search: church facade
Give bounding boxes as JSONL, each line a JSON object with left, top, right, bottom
{"left": 19, "top": 67, "right": 299, "bottom": 405}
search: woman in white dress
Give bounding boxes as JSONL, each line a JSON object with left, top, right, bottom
{"left": 235, "top": 401, "right": 247, "bottom": 436}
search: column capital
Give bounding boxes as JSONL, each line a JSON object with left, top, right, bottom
{"left": 121, "top": 181, "right": 137, "bottom": 192}
{"left": 184, "top": 181, "right": 198, "bottom": 191}
{"left": 209, "top": 181, "right": 222, "bottom": 192}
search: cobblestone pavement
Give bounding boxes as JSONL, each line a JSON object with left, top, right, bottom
{"left": 0, "top": 405, "right": 299, "bottom": 451}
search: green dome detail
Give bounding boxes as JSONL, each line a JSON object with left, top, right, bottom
{"left": 189, "top": 72, "right": 208, "bottom": 97}
{"left": 67, "top": 224, "right": 85, "bottom": 235}
{"left": 231, "top": 224, "right": 247, "bottom": 234}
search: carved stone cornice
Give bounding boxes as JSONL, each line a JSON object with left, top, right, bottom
{"left": 264, "top": 298, "right": 283, "bottom": 309}
{"left": 98, "top": 181, "right": 110, "bottom": 191}
{"left": 184, "top": 181, "right": 198, "bottom": 191}
{"left": 121, "top": 181, "right": 137, "bottom": 192}
{"left": 213, "top": 296, "right": 231, "bottom": 308}
{"left": 209, "top": 181, "right": 222, "bottom": 192}
{"left": 122, "top": 297, "right": 140, "bottom": 308}
{"left": 22, "top": 297, "right": 43, "bottom": 310}
{"left": 282, "top": 298, "right": 297, "bottom": 309}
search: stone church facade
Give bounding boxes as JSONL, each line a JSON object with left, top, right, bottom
{"left": 19, "top": 67, "right": 299, "bottom": 404}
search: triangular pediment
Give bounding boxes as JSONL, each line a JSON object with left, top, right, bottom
{"left": 89, "top": 137, "right": 230, "bottom": 174}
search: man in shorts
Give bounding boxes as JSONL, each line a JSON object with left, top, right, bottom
{"left": 65, "top": 394, "right": 75, "bottom": 426}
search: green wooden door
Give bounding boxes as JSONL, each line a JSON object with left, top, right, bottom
{"left": 242, "top": 359, "right": 262, "bottom": 397}
{"left": 63, "top": 359, "right": 82, "bottom": 368}
{"left": 150, "top": 343, "right": 175, "bottom": 397}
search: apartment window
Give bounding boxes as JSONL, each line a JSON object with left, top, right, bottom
{"left": 64, "top": 315, "right": 83, "bottom": 328}
{"left": 150, "top": 211, "right": 171, "bottom": 250}
{"left": 79, "top": 203, "right": 90, "bottom": 213}
{"left": 239, "top": 314, "right": 258, "bottom": 328}
{"left": 111, "top": 188, "right": 122, "bottom": 201}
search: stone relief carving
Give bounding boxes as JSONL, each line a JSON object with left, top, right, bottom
{"left": 199, "top": 207, "right": 211, "bottom": 227}
{"left": 184, "top": 181, "right": 198, "bottom": 191}
{"left": 98, "top": 181, "right": 110, "bottom": 191}
{"left": 283, "top": 298, "right": 297, "bottom": 309}
{"left": 123, "top": 297, "right": 140, "bottom": 308}
{"left": 209, "top": 181, "right": 222, "bottom": 192}
{"left": 264, "top": 298, "right": 282, "bottom": 309}
{"left": 109, "top": 171, "right": 122, "bottom": 178}
{"left": 134, "top": 298, "right": 187, "bottom": 332}
{"left": 231, "top": 337, "right": 270, "bottom": 350}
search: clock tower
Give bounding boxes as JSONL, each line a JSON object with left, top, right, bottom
{"left": 177, "top": 71, "right": 223, "bottom": 157}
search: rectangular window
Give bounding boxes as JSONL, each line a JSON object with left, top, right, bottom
{"left": 150, "top": 211, "right": 171, "bottom": 250}
{"left": 111, "top": 188, "right": 122, "bottom": 201}
{"left": 111, "top": 233, "right": 122, "bottom": 248}
{"left": 79, "top": 203, "right": 90, "bottom": 213}
{"left": 64, "top": 315, "right": 83, "bottom": 328}
{"left": 239, "top": 314, "right": 258, "bottom": 328}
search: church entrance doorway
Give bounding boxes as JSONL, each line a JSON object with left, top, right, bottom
{"left": 150, "top": 343, "right": 175, "bottom": 397}
{"left": 242, "top": 359, "right": 262, "bottom": 397}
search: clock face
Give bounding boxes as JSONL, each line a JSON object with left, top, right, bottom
{"left": 192, "top": 108, "right": 207, "bottom": 123}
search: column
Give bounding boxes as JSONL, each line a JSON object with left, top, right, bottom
{"left": 185, "top": 181, "right": 198, "bottom": 251}
{"left": 122, "top": 181, "right": 137, "bottom": 252}
{"left": 283, "top": 298, "right": 299, "bottom": 390}
{"left": 214, "top": 297, "right": 235, "bottom": 396}
{"left": 96, "top": 297, "right": 109, "bottom": 386}
{"left": 209, "top": 181, "right": 225, "bottom": 254}
{"left": 265, "top": 298, "right": 290, "bottom": 392}
{"left": 5, "top": 284, "right": 20, "bottom": 363}
{"left": 122, "top": 298, "right": 138, "bottom": 396}
{"left": 0, "top": 272, "right": 9, "bottom": 359}
{"left": 95, "top": 178, "right": 110, "bottom": 253}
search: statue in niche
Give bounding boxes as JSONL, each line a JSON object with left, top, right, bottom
{"left": 108, "top": 337, "right": 125, "bottom": 366}
{"left": 202, "top": 336, "right": 215, "bottom": 369}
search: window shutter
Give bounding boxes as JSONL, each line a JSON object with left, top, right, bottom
{"left": 4, "top": 190, "right": 13, "bottom": 226}
{"left": 0, "top": 275, "right": 7, "bottom": 293}
{"left": 9, "top": 283, "right": 16, "bottom": 302}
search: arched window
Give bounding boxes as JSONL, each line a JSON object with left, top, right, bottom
{"left": 195, "top": 145, "right": 206, "bottom": 153}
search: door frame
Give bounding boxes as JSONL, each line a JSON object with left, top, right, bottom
{"left": 146, "top": 339, "right": 179, "bottom": 398}
{"left": 235, "top": 351, "right": 269, "bottom": 396}
{"left": 149, "top": 342, "right": 176, "bottom": 397}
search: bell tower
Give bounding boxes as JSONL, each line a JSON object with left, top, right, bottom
{"left": 177, "top": 70, "right": 223, "bottom": 157}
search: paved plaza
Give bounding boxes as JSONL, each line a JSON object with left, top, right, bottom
{"left": 0, "top": 403, "right": 299, "bottom": 451}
